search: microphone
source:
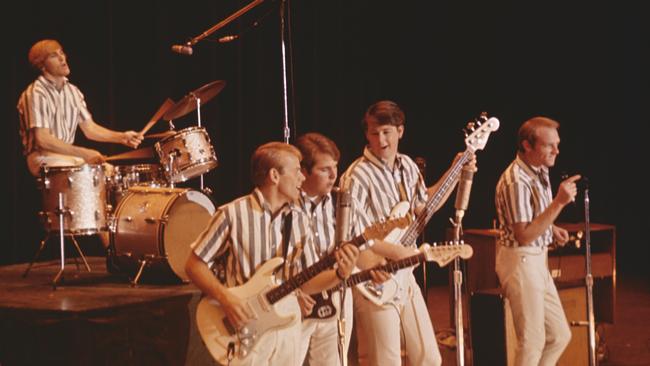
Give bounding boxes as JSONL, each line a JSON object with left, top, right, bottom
{"left": 218, "top": 35, "right": 239, "bottom": 43}
{"left": 334, "top": 185, "right": 352, "bottom": 245}
{"left": 454, "top": 165, "right": 475, "bottom": 218}
{"left": 171, "top": 44, "right": 193, "bottom": 55}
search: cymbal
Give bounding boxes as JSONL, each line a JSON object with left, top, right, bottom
{"left": 163, "top": 80, "right": 227, "bottom": 121}
{"left": 106, "top": 147, "right": 154, "bottom": 161}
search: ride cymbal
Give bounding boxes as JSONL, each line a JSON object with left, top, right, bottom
{"left": 163, "top": 80, "right": 227, "bottom": 121}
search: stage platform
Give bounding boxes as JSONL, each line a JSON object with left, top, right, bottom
{"left": 0, "top": 257, "right": 215, "bottom": 365}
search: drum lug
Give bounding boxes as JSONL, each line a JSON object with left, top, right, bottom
{"left": 107, "top": 215, "right": 117, "bottom": 232}
{"left": 93, "top": 175, "right": 100, "bottom": 187}
{"left": 145, "top": 217, "right": 158, "bottom": 224}
{"left": 67, "top": 176, "right": 74, "bottom": 187}
{"left": 124, "top": 216, "right": 133, "bottom": 222}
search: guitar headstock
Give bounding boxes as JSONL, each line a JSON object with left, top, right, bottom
{"left": 464, "top": 113, "right": 500, "bottom": 153}
{"left": 419, "top": 242, "right": 474, "bottom": 267}
{"left": 363, "top": 216, "right": 411, "bottom": 241}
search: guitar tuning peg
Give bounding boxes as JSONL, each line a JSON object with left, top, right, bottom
{"left": 479, "top": 111, "right": 489, "bottom": 121}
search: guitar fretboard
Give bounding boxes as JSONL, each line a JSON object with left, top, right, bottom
{"left": 400, "top": 150, "right": 472, "bottom": 245}
{"left": 265, "top": 233, "right": 367, "bottom": 304}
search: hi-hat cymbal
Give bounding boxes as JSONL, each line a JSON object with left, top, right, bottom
{"left": 163, "top": 80, "right": 227, "bottom": 121}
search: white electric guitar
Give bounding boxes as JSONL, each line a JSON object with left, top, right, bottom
{"left": 304, "top": 242, "right": 473, "bottom": 320}
{"left": 195, "top": 216, "right": 409, "bottom": 365}
{"left": 355, "top": 115, "right": 500, "bottom": 306}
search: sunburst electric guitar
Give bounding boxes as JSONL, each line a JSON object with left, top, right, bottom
{"left": 355, "top": 115, "right": 499, "bottom": 306}
{"left": 304, "top": 242, "right": 473, "bottom": 321}
{"left": 195, "top": 216, "right": 409, "bottom": 364}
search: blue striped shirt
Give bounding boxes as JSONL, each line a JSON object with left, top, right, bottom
{"left": 340, "top": 147, "right": 427, "bottom": 240}
{"left": 192, "top": 188, "right": 313, "bottom": 286}
{"left": 17, "top": 76, "right": 92, "bottom": 155}
{"left": 495, "top": 156, "right": 553, "bottom": 248}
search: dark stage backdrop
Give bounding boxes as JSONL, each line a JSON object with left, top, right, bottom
{"left": 3, "top": 1, "right": 648, "bottom": 275}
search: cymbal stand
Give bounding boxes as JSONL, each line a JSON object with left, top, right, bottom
{"left": 194, "top": 96, "right": 206, "bottom": 191}
{"left": 168, "top": 152, "right": 177, "bottom": 189}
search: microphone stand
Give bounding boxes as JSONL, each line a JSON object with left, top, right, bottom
{"left": 583, "top": 182, "right": 597, "bottom": 365}
{"left": 451, "top": 211, "right": 466, "bottom": 366}
{"left": 334, "top": 185, "right": 352, "bottom": 366}
{"left": 179, "top": 0, "right": 265, "bottom": 49}
{"left": 279, "top": 0, "right": 291, "bottom": 143}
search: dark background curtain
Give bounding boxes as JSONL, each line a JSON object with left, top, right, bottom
{"left": 3, "top": 1, "right": 648, "bottom": 276}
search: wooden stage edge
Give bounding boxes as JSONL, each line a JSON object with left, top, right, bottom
{"left": 0, "top": 257, "right": 215, "bottom": 366}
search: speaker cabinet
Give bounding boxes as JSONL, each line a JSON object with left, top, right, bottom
{"left": 471, "top": 285, "right": 589, "bottom": 366}
{"left": 457, "top": 222, "right": 616, "bottom": 323}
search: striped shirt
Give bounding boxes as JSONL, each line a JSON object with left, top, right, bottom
{"left": 295, "top": 191, "right": 371, "bottom": 267}
{"left": 17, "top": 76, "right": 92, "bottom": 155}
{"left": 495, "top": 155, "right": 553, "bottom": 248}
{"left": 192, "top": 188, "right": 313, "bottom": 286}
{"left": 340, "top": 147, "right": 427, "bottom": 243}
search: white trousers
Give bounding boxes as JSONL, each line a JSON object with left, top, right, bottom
{"left": 353, "top": 272, "right": 441, "bottom": 366}
{"left": 298, "top": 288, "right": 353, "bottom": 366}
{"left": 26, "top": 152, "right": 85, "bottom": 176}
{"left": 496, "top": 246, "right": 572, "bottom": 366}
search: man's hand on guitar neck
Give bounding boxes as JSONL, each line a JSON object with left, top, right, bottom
{"left": 334, "top": 243, "right": 360, "bottom": 279}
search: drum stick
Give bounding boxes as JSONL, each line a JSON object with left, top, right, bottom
{"left": 139, "top": 98, "right": 175, "bottom": 136}
{"left": 106, "top": 147, "right": 154, "bottom": 161}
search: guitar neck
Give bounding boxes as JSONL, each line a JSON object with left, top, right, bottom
{"left": 265, "top": 231, "right": 368, "bottom": 304}
{"left": 400, "top": 150, "right": 472, "bottom": 245}
{"left": 331, "top": 252, "right": 426, "bottom": 292}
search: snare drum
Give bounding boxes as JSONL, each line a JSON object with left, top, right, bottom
{"left": 154, "top": 126, "right": 218, "bottom": 183}
{"left": 109, "top": 186, "right": 215, "bottom": 282}
{"left": 38, "top": 164, "right": 108, "bottom": 235}
{"left": 107, "top": 164, "right": 167, "bottom": 207}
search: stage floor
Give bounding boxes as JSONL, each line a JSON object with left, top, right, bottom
{"left": 0, "top": 257, "right": 215, "bottom": 366}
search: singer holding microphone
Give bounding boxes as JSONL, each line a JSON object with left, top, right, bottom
{"left": 294, "top": 133, "right": 416, "bottom": 366}
{"left": 495, "top": 117, "right": 580, "bottom": 366}
{"left": 17, "top": 39, "right": 143, "bottom": 177}
{"left": 339, "top": 100, "right": 476, "bottom": 366}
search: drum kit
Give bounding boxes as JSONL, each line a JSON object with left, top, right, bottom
{"left": 24, "top": 80, "right": 225, "bottom": 287}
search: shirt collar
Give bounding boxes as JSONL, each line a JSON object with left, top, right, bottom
{"left": 38, "top": 75, "right": 69, "bottom": 90}
{"left": 363, "top": 146, "right": 403, "bottom": 171}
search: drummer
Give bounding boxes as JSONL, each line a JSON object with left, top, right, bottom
{"left": 17, "top": 39, "right": 143, "bottom": 177}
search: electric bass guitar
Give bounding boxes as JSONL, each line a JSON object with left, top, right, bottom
{"left": 304, "top": 242, "right": 473, "bottom": 320}
{"left": 355, "top": 115, "right": 499, "bottom": 306}
{"left": 195, "top": 216, "right": 409, "bottom": 364}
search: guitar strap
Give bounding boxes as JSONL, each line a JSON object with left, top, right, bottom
{"left": 280, "top": 211, "right": 296, "bottom": 281}
{"left": 395, "top": 160, "right": 412, "bottom": 214}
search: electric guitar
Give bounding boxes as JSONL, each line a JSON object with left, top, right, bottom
{"left": 195, "top": 216, "right": 409, "bottom": 364}
{"left": 304, "top": 242, "right": 474, "bottom": 320}
{"left": 355, "top": 115, "right": 499, "bottom": 306}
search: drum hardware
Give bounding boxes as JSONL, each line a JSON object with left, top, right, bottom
{"left": 24, "top": 192, "right": 92, "bottom": 289}
{"left": 130, "top": 254, "right": 157, "bottom": 287}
